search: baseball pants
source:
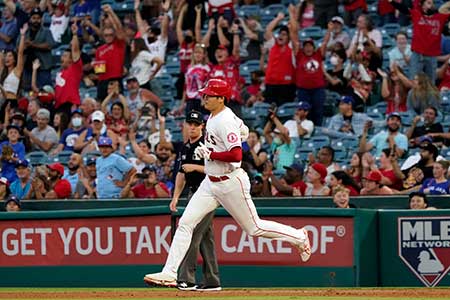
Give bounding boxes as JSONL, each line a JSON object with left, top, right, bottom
{"left": 162, "top": 168, "right": 308, "bottom": 278}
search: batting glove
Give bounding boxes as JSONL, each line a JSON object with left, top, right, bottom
{"left": 194, "top": 142, "right": 211, "bottom": 160}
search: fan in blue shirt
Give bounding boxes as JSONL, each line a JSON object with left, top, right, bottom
{"left": 0, "top": 125, "right": 26, "bottom": 183}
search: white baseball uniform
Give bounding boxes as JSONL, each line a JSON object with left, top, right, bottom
{"left": 161, "top": 107, "right": 308, "bottom": 278}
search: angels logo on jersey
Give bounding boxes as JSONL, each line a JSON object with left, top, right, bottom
{"left": 304, "top": 59, "right": 320, "bottom": 73}
{"left": 398, "top": 216, "right": 450, "bottom": 287}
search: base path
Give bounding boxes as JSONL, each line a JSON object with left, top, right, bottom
{"left": 0, "top": 288, "right": 449, "bottom": 299}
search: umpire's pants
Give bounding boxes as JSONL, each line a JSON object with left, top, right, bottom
{"left": 177, "top": 194, "right": 220, "bottom": 286}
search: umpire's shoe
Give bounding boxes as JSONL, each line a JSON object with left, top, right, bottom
{"left": 144, "top": 272, "right": 177, "bottom": 287}
{"left": 177, "top": 282, "right": 197, "bottom": 291}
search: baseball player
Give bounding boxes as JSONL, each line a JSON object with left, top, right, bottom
{"left": 144, "top": 79, "right": 311, "bottom": 287}
{"left": 170, "top": 110, "right": 221, "bottom": 291}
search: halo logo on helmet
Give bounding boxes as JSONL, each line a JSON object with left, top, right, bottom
{"left": 198, "top": 79, "right": 232, "bottom": 100}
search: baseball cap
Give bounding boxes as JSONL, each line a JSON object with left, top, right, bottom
{"left": 186, "top": 110, "right": 203, "bottom": 124}
{"left": 30, "top": 7, "right": 43, "bottom": 17}
{"left": 92, "top": 110, "right": 105, "bottom": 122}
{"left": 310, "top": 163, "right": 327, "bottom": 183}
{"left": 71, "top": 108, "right": 83, "bottom": 117}
{"left": 0, "top": 177, "right": 9, "bottom": 186}
{"left": 339, "top": 95, "right": 354, "bottom": 105}
{"left": 142, "top": 165, "right": 157, "bottom": 173}
{"left": 47, "top": 163, "right": 65, "bottom": 176}
{"left": 98, "top": 136, "right": 113, "bottom": 147}
{"left": 86, "top": 157, "right": 97, "bottom": 166}
{"left": 364, "top": 170, "right": 382, "bottom": 183}
{"left": 15, "top": 160, "right": 29, "bottom": 168}
{"left": 283, "top": 163, "right": 304, "bottom": 174}
{"left": 54, "top": 179, "right": 72, "bottom": 199}
{"left": 4, "top": 195, "right": 20, "bottom": 208}
{"left": 125, "top": 76, "right": 138, "bottom": 83}
{"left": 11, "top": 112, "right": 25, "bottom": 122}
{"left": 331, "top": 16, "right": 344, "bottom": 25}
{"left": 420, "top": 141, "right": 438, "bottom": 156}
{"left": 387, "top": 112, "right": 402, "bottom": 121}
{"left": 297, "top": 101, "right": 311, "bottom": 111}
{"left": 303, "top": 38, "right": 315, "bottom": 47}
{"left": 6, "top": 124, "right": 21, "bottom": 132}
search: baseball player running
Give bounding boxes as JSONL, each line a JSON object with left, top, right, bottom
{"left": 144, "top": 79, "right": 311, "bottom": 287}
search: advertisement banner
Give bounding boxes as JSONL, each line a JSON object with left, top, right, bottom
{"left": 0, "top": 215, "right": 353, "bottom": 267}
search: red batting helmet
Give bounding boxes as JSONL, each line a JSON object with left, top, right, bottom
{"left": 198, "top": 78, "right": 232, "bottom": 100}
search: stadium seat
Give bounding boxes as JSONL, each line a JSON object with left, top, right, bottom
{"left": 332, "top": 136, "right": 360, "bottom": 151}
{"left": 302, "top": 135, "right": 331, "bottom": 148}
{"left": 299, "top": 26, "right": 323, "bottom": 40}
{"left": 277, "top": 102, "right": 297, "bottom": 119}
{"left": 294, "top": 146, "right": 315, "bottom": 162}
{"left": 382, "top": 23, "right": 401, "bottom": 38}
{"left": 26, "top": 151, "right": 49, "bottom": 166}
{"left": 52, "top": 151, "right": 73, "bottom": 166}
{"left": 324, "top": 91, "right": 340, "bottom": 116}
{"left": 262, "top": 4, "right": 286, "bottom": 18}
{"left": 382, "top": 35, "right": 395, "bottom": 49}
{"left": 367, "top": 111, "right": 384, "bottom": 122}
{"left": 237, "top": 5, "right": 260, "bottom": 18}
{"left": 333, "top": 146, "right": 348, "bottom": 161}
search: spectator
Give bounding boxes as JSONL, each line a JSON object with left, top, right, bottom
{"left": 324, "top": 95, "right": 372, "bottom": 138}
{"left": 263, "top": 113, "right": 297, "bottom": 171}
{"left": 238, "top": 16, "right": 263, "bottom": 62}
{"left": 407, "top": 72, "right": 441, "bottom": 115}
{"left": 347, "top": 152, "right": 365, "bottom": 187}
{"left": 305, "top": 162, "right": 330, "bottom": 196}
{"left": 51, "top": 109, "right": 86, "bottom": 155}
{"left": 265, "top": 162, "right": 307, "bottom": 197}
{"left": 437, "top": 55, "right": 450, "bottom": 91}
{"left": 55, "top": 24, "right": 82, "bottom": 118}
{"left": 407, "top": 106, "right": 444, "bottom": 147}
{"left": 388, "top": 32, "right": 412, "bottom": 69}
{"left": 10, "top": 159, "right": 32, "bottom": 200}
{"left": 5, "top": 0, "right": 40, "bottom": 30}
{"left": 378, "top": 0, "right": 396, "bottom": 25}
{"left": 96, "top": 136, "right": 136, "bottom": 199}
{"left": 1, "top": 124, "right": 26, "bottom": 183}
{"left": 344, "top": 0, "right": 368, "bottom": 27}
{"left": 347, "top": 14, "right": 382, "bottom": 57}
{"left": 332, "top": 185, "right": 356, "bottom": 208}
{"left": 74, "top": 110, "right": 118, "bottom": 153}
{"left": 327, "top": 17, "right": 350, "bottom": 50}
{"left": 62, "top": 153, "right": 83, "bottom": 195}
{"left": 129, "top": 38, "right": 163, "bottom": 90}
{"left": 46, "top": 162, "right": 72, "bottom": 199}
{"left": 0, "top": 6, "right": 18, "bottom": 51}
{"left": 408, "top": 191, "right": 429, "bottom": 209}
{"left": 48, "top": 0, "right": 70, "bottom": 44}
{"left": 360, "top": 170, "right": 394, "bottom": 195}
{"left": 324, "top": 48, "right": 348, "bottom": 95}
{"left": 176, "top": 43, "right": 210, "bottom": 115}
{"left": 290, "top": 7, "right": 332, "bottom": 126}
{"left": 94, "top": 5, "right": 126, "bottom": 101}
{"left": 378, "top": 65, "right": 413, "bottom": 114}
{"left": 102, "top": 94, "right": 130, "bottom": 137}
{"left": 314, "top": 0, "right": 338, "bottom": 28}
{"left": 24, "top": 108, "right": 58, "bottom": 154}
{"left": 263, "top": 14, "right": 296, "bottom": 106}
{"left": 360, "top": 112, "right": 408, "bottom": 158}
{"left": 29, "top": 173, "right": 51, "bottom": 200}
{"left": 74, "top": 157, "right": 97, "bottom": 199}
{"left": 4, "top": 195, "right": 20, "bottom": 212}
{"left": 420, "top": 160, "right": 450, "bottom": 194}
{"left": 122, "top": 164, "right": 170, "bottom": 198}
{"left": 362, "top": 150, "right": 403, "bottom": 191}
{"left": 401, "top": 140, "right": 438, "bottom": 185}
{"left": 389, "top": 0, "right": 450, "bottom": 82}
{"left": 298, "top": 0, "right": 315, "bottom": 29}
{"left": 25, "top": 99, "right": 40, "bottom": 131}
{"left": 0, "top": 24, "right": 26, "bottom": 122}
{"left": 329, "top": 170, "right": 360, "bottom": 196}
{"left": 242, "top": 130, "right": 268, "bottom": 174}
{"left": 309, "top": 146, "right": 341, "bottom": 184}
{"left": 283, "top": 101, "right": 314, "bottom": 139}
{"left": 22, "top": 8, "right": 55, "bottom": 90}
{"left": 401, "top": 166, "right": 426, "bottom": 193}
{"left": 53, "top": 112, "right": 69, "bottom": 140}
{"left": 0, "top": 177, "right": 11, "bottom": 201}
{"left": 125, "top": 76, "right": 162, "bottom": 122}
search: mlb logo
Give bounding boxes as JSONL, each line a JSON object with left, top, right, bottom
{"left": 398, "top": 216, "right": 450, "bottom": 287}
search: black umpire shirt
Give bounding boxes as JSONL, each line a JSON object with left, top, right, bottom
{"left": 177, "top": 135, "right": 205, "bottom": 191}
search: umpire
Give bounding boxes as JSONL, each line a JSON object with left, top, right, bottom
{"left": 169, "top": 110, "right": 221, "bottom": 291}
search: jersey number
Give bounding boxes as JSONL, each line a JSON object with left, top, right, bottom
{"left": 205, "top": 132, "right": 217, "bottom": 145}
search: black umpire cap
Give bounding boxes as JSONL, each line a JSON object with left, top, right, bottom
{"left": 186, "top": 110, "right": 203, "bottom": 124}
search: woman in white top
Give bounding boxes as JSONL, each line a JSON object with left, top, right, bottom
{"left": 0, "top": 24, "right": 27, "bottom": 121}
{"left": 129, "top": 38, "right": 163, "bottom": 91}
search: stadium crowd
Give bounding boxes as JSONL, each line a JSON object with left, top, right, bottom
{"left": 2, "top": 0, "right": 450, "bottom": 208}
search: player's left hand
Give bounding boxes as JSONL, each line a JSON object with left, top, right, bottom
{"left": 194, "top": 142, "right": 211, "bottom": 160}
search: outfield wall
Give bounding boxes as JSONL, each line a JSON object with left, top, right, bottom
{"left": 0, "top": 198, "right": 449, "bottom": 288}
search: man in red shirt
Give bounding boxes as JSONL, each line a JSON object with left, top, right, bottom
{"left": 263, "top": 12, "right": 296, "bottom": 107}
{"left": 390, "top": 0, "right": 450, "bottom": 83}
{"left": 209, "top": 22, "right": 242, "bottom": 118}
{"left": 94, "top": 4, "right": 126, "bottom": 101}
{"left": 55, "top": 23, "right": 82, "bottom": 119}
{"left": 264, "top": 162, "right": 307, "bottom": 196}
{"left": 122, "top": 165, "right": 170, "bottom": 198}
{"left": 289, "top": 5, "right": 331, "bottom": 126}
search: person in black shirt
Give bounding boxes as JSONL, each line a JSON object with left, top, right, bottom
{"left": 169, "top": 110, "right": 221, "bottom": 291}
{"left": 406, "top": 106, "right": 444, "bottom": 147}
{"left": 324, "top": 47, "right": 349, "bottom": 95}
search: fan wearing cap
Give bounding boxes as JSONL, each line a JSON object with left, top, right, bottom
{"left": 74, "top": 157, "right": 97, "bottom": 199}
{"left": 283, "top": 101, "right": 314, "bottom": 139}
{"left": 326, "top": 17, "right": 350, "bottom": 50}
{"left": 122, "top": 165, "right": 170, "bottom": 199}
{"left": 289, "top": 5, "right": 332, "bottom": 126}
{"left": 263, "top": 12, "right": 296, "bottom": 106}
{"left": 74, "top": 110, "right": 118, "bottom": 153}
{"left": 44, "top": 163, "right": 72, "bottom": 199}
{"left": 24, "top": 108, "right": 58, "bottom": 154}
{"left": 48, "top": 0, "right": 70, "bottom": 43}
{"left": 0, "top": 124, "right": 26, "bottom": 183}
{"left": 96, "top": 136, "right": 136, "bottom": 199}
{"left": 51, "top": 109, "right": 87, "bottom": 156}
{"left": 360, "top": 170, "right": 394, "bottom": 195}
{"left": 54, "top": 23, "right": 82, "bottom": 118}
{"left": 305, "top": 163, "right": 330, "bottom": 196}
{"left": 10, "top": 159, "right": 32, "bottom": 200}
{"left": 360, "top": 112, "right": 408, "bottom": 158}
{"left": 4, "top": 194, "right": 20, "bottom": 212}
{"left": 21, "top": 7, "right": 55, "bottom": 89}
{"left": 324, "top": 95, "right": 372, "bottom": 138}
{"left": 264, "top": 162, "right": 307, "bottom": 197}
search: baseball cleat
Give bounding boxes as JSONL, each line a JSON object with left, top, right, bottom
{"left": 144, "top": 272, "right": 177, "bottom": 287}
{"left": 299, "top": 228, "right": 311, "bottom": 262}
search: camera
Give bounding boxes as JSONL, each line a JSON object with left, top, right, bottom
{"left": 266, "top": 103, "right": 278, "bottom": 122}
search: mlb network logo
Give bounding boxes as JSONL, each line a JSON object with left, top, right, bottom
{"left": 398, "top": 216, "right": 450, "bottom": 287}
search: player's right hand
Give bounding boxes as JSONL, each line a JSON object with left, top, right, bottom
{"left": 169, "top": 198, "right": 178, "bottom": 212}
